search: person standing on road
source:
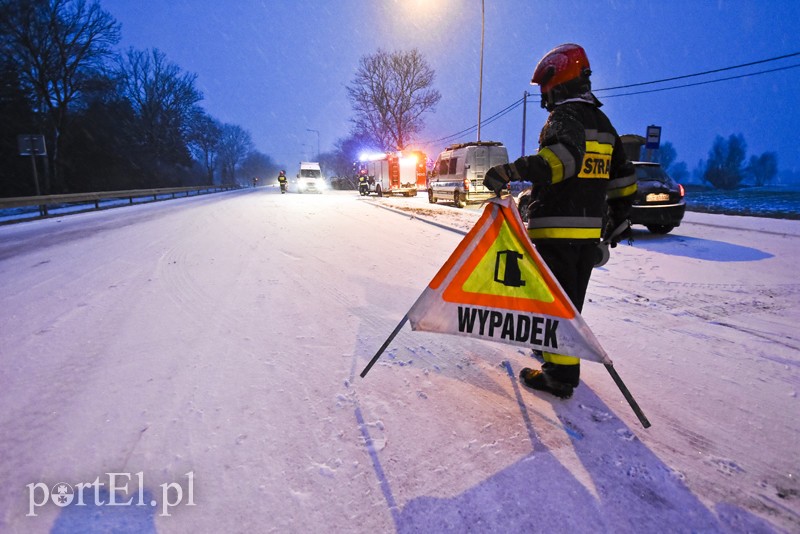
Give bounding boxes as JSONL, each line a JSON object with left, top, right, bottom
{"left": 277, "top": 170, "right": 288, "bottom": 193}
{"left": 357, "top": 168, "right": 369, "bottom": 195}
{"left": 483, "top": 43, "right": 638, "bottom": 399}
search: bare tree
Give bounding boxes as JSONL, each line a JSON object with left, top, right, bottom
{"left": 704, "top": 134, "right": 747, "bottom": 190}
{"left": 669, "top": 161, "right": 689, "bottom": 184}
{"left": 217, "top": 124, "right": 253, "bottom": 185}
{"left": 654, "top": 142, "right": 677, "bottom": 169}
{"left": 747, "top": 152, "right": 778, "bottom": 187}
{"left": 1, "top": 0, "right": 121, "bottom": 192}
{"left": 240, "top": 151, "right": 280, "bottom": 185}
{"left": 187, "top": 108, "right": 222, "bottom": 185}
{"left": 117, "top": 47, "right": 202, "bottom": 172}
{"left": 347, "top": 48, "right": 441, "bottom": 151}
{"left": 322, "top": 131, "right": 380, "bottom": 180}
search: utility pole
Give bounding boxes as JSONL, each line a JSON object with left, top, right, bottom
{"left": 477, "top": 0, "right": 485, "bottom": 142}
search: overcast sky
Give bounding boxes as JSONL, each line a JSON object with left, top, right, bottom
{"left": 99, "top": 0, "right": 800, "bottom": 176}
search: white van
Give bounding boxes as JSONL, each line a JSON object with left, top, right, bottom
{"left": 293, "top": 162, "right": 326, "bottom": 193}
{"left": 427, "top": 141, "right": 509, "bottom": 208}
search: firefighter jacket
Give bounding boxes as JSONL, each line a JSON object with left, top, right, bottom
{"left": 511, "top": 98, "right": 637, "bottom": 241}
{"left": 278, "top": 174, "right": 287, "bottom": 183}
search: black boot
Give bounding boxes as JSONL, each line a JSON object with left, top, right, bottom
{"left": 519, "top": 363, "right": 578, "bottom": 399}
{"left": 543, "top": 362, "right": 580, "bottom": 388}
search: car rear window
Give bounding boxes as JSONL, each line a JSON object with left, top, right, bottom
{"left": 635, "top": 165, "right": 677, "bottom": 187}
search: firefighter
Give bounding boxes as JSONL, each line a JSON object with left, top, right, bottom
{"left": 357, "top": 168, "right": 369, "bottom": 195}
{"left": 484, "top": 43, "right": 638, "bottom": 399}
{"left": 277, "top": 170, "right": 288, "bottom": 193}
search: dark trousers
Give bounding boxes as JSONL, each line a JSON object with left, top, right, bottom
{"left": 532, "top": 240, "right": 597, "bottom": 381}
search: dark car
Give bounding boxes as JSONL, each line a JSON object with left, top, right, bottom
{"left": 514, "top": 162, "right": 686, "bottom": 234}
{"left": 629, "top": 162, "right": 686, "bottom": 234}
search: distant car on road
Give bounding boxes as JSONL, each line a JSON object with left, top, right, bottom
{"left": 514, "top": 161, "right": 686, "bottom": 234}
{"left": 628, "top": 161, "right": 686, "bottom": 234}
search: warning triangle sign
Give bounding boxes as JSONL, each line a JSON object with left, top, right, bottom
{"left": 408, "top": 195, "right": 611, "bottom": 364}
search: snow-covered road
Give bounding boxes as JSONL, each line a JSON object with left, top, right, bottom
{"left": 1, "top": 188, "right": 797, "bottom": 533}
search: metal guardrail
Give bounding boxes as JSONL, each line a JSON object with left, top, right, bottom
{"left": 0, "top": 185, "right": 236, "bottom": 217}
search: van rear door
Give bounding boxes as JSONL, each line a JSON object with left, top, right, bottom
{"left": 489, "top": 145, "right": 509, "bottom": 167}
{"left": 466, "top": 145, "right": 509, "bottom": 195}
{"left": 467, "top": 146, "right": 489, "bottom": 193}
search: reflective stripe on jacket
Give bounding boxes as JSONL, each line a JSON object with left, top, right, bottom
{"left": 513, "top": 101, "right": 637, "bottom": 241}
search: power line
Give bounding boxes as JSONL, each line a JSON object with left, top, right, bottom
{"left": 433, "top": 96, "right": 525, "bottom": 144}
{"left": 594, "top": 51, "right": 800, "bottom": 92}
{"left": 426, "top": 96, "right": 525, "bottom": 145}
{"left": 600, "top": 63, "right": 800, "bottom": 99}
{"left": 424, "top": 51, "right": 799, "bottom": 148}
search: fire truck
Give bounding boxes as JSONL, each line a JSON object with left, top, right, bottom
{"left": 357, "top": 150, "right": 427, "bottom": 197}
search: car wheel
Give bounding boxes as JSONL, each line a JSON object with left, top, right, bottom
{"left": 428, "top": 189, "right": 436, "bottom": 204}
{"left": 454, "top": 191, "right": 466, "bottom": 209}
{"left": 646, "top": 224, "right": 674, "bottom": 234}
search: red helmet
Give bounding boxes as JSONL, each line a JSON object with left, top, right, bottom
{"left": 531, "top": 43, "right": 591, "bottom": 95}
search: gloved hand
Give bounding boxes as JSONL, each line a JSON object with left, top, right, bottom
{"left": 483, "top": 164, "right": 513, "bottom": 195}
{"left": 602, "top": 216, "right": 632, "bottom": 248}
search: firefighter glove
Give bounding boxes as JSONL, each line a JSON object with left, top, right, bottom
{"left": 603, "top": 217, "right": 632, "bottom": 248}
{"left": 483, "top": 165, "right": 512, "bottom": 195}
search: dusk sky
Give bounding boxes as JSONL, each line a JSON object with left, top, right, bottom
{"left": 100, "top": 0, "right": 800, "bottom": 177}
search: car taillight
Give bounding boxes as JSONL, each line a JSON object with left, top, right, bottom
{"left": 463, "top": 178, "right": 470, "bottom": 189}
{"left": 678, "top": 184, "right": 685, "bottom": 197}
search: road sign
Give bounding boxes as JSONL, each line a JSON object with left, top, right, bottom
{"left": 18, "top": 134, "right": 47, "bottom": 156}
{"left": 645, "top": 125, "right": 661, "bottom": 150}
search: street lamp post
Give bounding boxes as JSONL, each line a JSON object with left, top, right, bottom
{"left": 307, "top": 129, "right": 320, "bottom": 160}
{"left": 477, "top": 0, "right": 485, "bottom": 142}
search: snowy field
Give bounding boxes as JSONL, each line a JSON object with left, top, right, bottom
{"left": 0, "top": 188, "right": 798, "bottom": 533}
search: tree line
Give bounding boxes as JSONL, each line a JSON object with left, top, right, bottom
{"left": 653, "top": 135, "right": 778, "bottom": 190}
{"left": 0, "top": 0, "right": 279, "bottom": 198}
